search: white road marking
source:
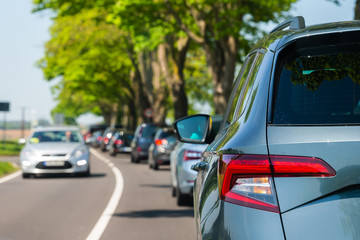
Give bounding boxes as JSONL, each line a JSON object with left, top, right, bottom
{"left": 86, "top": 149, "right": 124, "bottom": 240}
{"left": 0, "top": 170, "right": 21, "bottom": 184}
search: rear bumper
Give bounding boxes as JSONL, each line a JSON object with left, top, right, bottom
{"left": 281, "top": 188, "right": 360, "bottom": 240}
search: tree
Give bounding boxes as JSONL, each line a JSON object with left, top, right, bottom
{"left": 110, "top": 0, "right": 191, "bottom": 120}
{"left": 165, "top": 0, "right": 297, "bottom": 114}
{"left": 37, "top": 9, "right": 134, "bottom": 126}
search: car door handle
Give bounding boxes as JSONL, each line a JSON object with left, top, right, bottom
{"left": 191, "top": 162, "right": 208, "bottom": 172}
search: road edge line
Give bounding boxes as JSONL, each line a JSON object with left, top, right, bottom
{"left": 86, "top": 148, "right": 124, "bottom": 240}
{"left": 0, "top": 170, "right": 21, "bottom": 184}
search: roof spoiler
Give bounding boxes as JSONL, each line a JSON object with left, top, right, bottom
{"left": 270, "top": 16, "right": 305, "bottom": 33}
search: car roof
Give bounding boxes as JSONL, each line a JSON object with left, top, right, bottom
{"left": 251, "top": 18, "right": 360, "bottom": 52}
{"left": 32, "top": 125, "right": 80, "bottom": 132}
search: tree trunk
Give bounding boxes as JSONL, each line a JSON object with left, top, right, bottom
{"left": 202, "top": 36, "right": 238, "bottom": 114}
{"left": 158, "top": 38, "right": 189, "bottom": 120}
{"left": 355, "top": 0, "right": 360, "bottom": 19}
{"left": 138, "top": 50, "right": 168, "bottom": 126}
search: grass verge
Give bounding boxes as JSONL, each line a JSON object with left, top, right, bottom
{"left": 0, "top": 141, "right": 23, "bottom": 156}
{"left": 0, "top": 162, "right": 19, "bottom": 177}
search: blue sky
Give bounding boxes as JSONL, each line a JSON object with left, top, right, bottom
{"left": 0, "top": 0, "right": 356, "bottom": 126}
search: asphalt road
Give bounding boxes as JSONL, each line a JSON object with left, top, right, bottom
{"left": 0, "top": 149, "right": 195, "bottom": 240}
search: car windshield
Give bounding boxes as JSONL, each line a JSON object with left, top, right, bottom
{"left": 29, "top": 130, "right": 81, "bottom": 143}
{"left": 272, "top": 43, "right": 360, "bottom": 125}
{"left": 141, "top": 126, "right": 157, "bottom": 139}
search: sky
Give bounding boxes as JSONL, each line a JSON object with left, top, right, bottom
{"left": 0, "top": 0, "right": 356, "bottom": 126}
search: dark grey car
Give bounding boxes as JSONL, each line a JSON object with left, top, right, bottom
{"left": 130, "top": 123, "right": 158, "bottom": 163}
{"left": 148, "top": 127, "right": 176, "bottom": 170}
{"left": 174, "top": 17, "right": 360, "bottom": 239}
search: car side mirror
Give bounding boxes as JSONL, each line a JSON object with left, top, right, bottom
{"left": 18, "top": 138, "right": 26, "bottom": 144}
{"left": 173, "top": 114, "right": 211, "bottom": 144}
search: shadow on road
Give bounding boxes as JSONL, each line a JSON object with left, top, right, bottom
{"left": 113, "top": 209, "right": 194, "bottom": 218}
{"left": 28, "top": 173, "right": 107, "bottom": 179}
{"left": 140, "top": 183, "right": 171, "bottom": 188}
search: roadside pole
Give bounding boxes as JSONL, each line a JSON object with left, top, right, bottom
{"left": 0, "top": 102, "right": 10, "bottom": 149}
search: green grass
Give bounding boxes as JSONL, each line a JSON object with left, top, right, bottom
{"left": 0, "top": 141, "right": 23, "bottom": 156}
{"left": 0, "top": 161, "right": 18, "bottom": 177}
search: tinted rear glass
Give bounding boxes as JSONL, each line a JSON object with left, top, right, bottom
{"left": 272, "top": 40, "right": 360, "bottom": 125}
{"left": 141, "top": 125, "right": 157, "bottom": 139}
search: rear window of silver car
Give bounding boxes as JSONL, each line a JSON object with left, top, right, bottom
{"left": 272, "top": 36, "right": 360, "bottom": 125}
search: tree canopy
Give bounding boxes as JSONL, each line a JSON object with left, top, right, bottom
{"left": 33, "top": 0, "right": 302, "bottom": 127}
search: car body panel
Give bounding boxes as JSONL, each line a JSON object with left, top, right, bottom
{"left": 281, "top": 188, "right": 360, "bottom": 239}
{"left": 267, "top": 126, "right": 360, "bottom": 212}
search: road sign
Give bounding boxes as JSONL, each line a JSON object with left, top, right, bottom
{"left": 0, "top": 102, "right": 10, "bottom": 112}
{"left": 144, "top": 108, "right": 153, "bottom": 118}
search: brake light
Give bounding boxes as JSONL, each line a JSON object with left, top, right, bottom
{"left": 114, "top": 139, "right": 123, "bottom": 145}
{"left": 104, "top": 137, "right": 109, "bottom": 144}
{"left": 271, "top": 155, "right": 336, "bottom": 177}
{"left": 218, "top": 154, "right": 336, "bottom": 213}
{"left": 155, "top": 139, "right": 168, "bottom": 146}
{"left": 184, "top": 150, "right": 202, "bottom": 161}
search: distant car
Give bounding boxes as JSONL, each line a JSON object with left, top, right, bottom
{"left": 20, "top": 125, "right": 90, "bottom": 178}
{"left": 130, "top": 123, "right": 158, "bottom": 163}
{"left": 170, "top": 116, "right": 222, "bottom": 206}
{"left": 100, "top": 125, "right": 123, "bottom": 152}
{"left": 83, "top": 124, "right": 108, "bottom": 145}
{"left": 91, "top": 130, "right": 104, "bottom": 148}
{"left": 109, "top": 130, "right": 134, "bottom": 156}
{"left": 148, "top": 127, "right": 177, "bottom": 170}
{"left": 170, "top": 142, "right": 206, "bottom": 205}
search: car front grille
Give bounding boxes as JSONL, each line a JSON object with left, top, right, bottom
{"left": 41, "top": 153, "right": 67, "bottom": 157}
{"left": 36, "top": 161, "right": 72, "bottom": 169}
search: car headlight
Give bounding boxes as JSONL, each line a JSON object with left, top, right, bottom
{"left": 72, "top": 148, "right": 88, "bottom": 158}
{"left": 21, "top": 149, "right": 35, "bottom": 158}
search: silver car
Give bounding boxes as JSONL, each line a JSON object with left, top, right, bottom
{"left": 20, "top": 126, "right": 90, "bottom": 178}
{"left": 174, "top": 18, "right": 360, "bottom": 239}
{"left": 170, "top": 142, "right": 207, "bottom": 206}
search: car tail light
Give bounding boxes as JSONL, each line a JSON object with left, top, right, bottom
{"left": 137, "top": 146, "right": 141, "bottom": 152}
{"left": 183, "top": 150, "right": 202, "bottom": 161}
{"left": 97, "top": 136, "right": 102, "bottom": 141}
{"left": 104, "top": 137, "right": 109, "bottom": 144}
{"left": 114, "top": 139, "right": 123, "bottom": 145}
{"left": 218, "top": 154, "right": 336, "bottom": 213}
{"left": 155, "top": 139, "right": 168, "bottom": 146}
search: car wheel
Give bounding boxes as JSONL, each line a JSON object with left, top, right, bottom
{"left": 22, "top": 173, "right": 31, "bottom": 179}
{"left": 153, "top": 161, "right": 159, "bottom": 170}
{"left": 78, "top": 167, "right": 90, "bottom": 177}
{"left": 172, "top": 186, "right": 176, "bottom": 197}
{"left": 176, "top": 184, "right": 188, "bottom": 206}
{"left": 110, "top": 149, "right": 116, "bottom": 157}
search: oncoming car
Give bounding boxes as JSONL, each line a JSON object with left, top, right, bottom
{"left": 20, "top": 126, "right": 90, "bottom": 178}
{"left": 174, "top": 17, "right": 360, "bottom": 239}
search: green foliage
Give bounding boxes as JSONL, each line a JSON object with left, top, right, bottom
{"left": 0, "top": 162, "right": 18, "bottom": 177}
{"left": 185, "top": 47, "right": 214, "bottom": 113}
{"left": 37, "top": 8, "right": 133, "bottom": 121}
{"left": 0, "top": 141, "right": 23, "bottom": 156}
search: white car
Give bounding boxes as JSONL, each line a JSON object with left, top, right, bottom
{"left": 20, "top": 126, "right": 90, "bottom": 178}
{"left": 170, "top": 141, "right": 208, "bottom": 205}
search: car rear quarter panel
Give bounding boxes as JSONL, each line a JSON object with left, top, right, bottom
{"left": 196, "top": 50, "right": 283, "bottom": 239}
{"left": 281, "top": 188, "right": 360, "bottom": 239}
{"left": 267, "top": 126, "right": 360, "bottom": 212}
